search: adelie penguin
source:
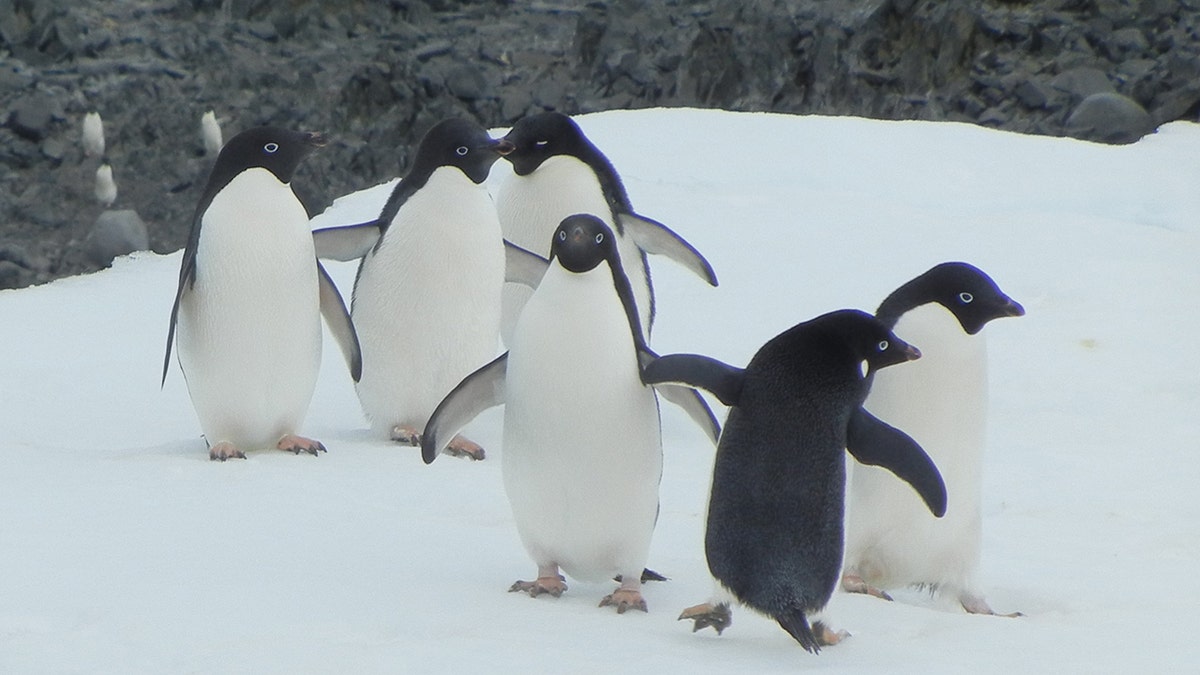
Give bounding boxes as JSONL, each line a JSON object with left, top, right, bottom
{"left": 643, "top": 310, "right": 947, "bottom": 652}
{"left": 493, "top": 111, "right": 718, "bottom": 343}
{"left": 312, "top": 118, "right": 518, "bottom": 460}
{"left": 843, "top": 262, "right": 1025, "bottom": 616}
{"left": 163, "top": 126, "right": 362, "bottom": 461}
{"left": 421, "top": 214, "right": 720, "bottom": 613}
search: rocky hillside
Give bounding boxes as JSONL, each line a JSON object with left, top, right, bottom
{"left": 2, "top": 0, "right": 1198, "bottom": 288}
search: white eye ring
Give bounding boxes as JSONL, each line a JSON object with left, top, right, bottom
{"left": 558, "top": 230, "right": 567, "bottom": 241}
{"left": 455, "top": 146, "right": 469, "bottom": 156}
{"left": 877, "top": 340, "right": 889, "bottom": 352}
{"left": 535, "top": 140, "right": 549, "bottom": 147}
{"left": 264, "top": 142, "right": 279, "bottom": 153}
{"left": 959, "top": 292, "right": 974, "bottom": 303}
{"left": 595, "top": 233, "right": 604, "bottom": 244}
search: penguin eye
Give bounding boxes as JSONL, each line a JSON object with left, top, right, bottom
{"left": 877, "top": 340, "right": 889, "bottom": 352}
{"left": 557, "top": 230, "right": 567, "bottom": 241}
{"left": 594, "top": 233, "right": 604, "bottom": 244}
{"left": 535, "top": 140, "right": 549, "bottom": 148}
{"left": 263, "top": 142, "right": 279, "bottom": 154}
{"left": 959, "top": 292, "right": 974, "bottom": 304}
{"left": 455, "top": 146, "right": 469, "bottom": 156}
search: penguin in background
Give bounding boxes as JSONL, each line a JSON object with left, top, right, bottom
{"left": 311, "top": 118, "right": 516, "bottom": 460}
{"left": 163, "top": 126, "right": 361, "bottom": 461}
{"left": 493, "top": 111, "right": 718, "bottom": 344}
{"left": 843, "top": 262, "right": 1025, "bottom": 616}
{"left": 421, "top": 214, "right": 720, "bottom": 613}
{"left": 642, "top": 310, "right": 947, "bottom": 652}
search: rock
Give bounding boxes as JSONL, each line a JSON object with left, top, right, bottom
{"left": 86, "top": 209, "right": 149, "bottom": 267}
{"left": 0, "top": 260, "right": 27, "bottom": 290}
{"left": 7, "top": 94, "right": 55, "bottom": 141}
{"left": 1066, "top": 92, "right": 1154, "bottom": 144}
{"left": 1050, "top": 67, "right": 1115, "bottom": 101}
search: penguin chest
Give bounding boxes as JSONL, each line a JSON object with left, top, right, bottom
{"left": 495, "top": 156, "right": 612, "bottom": 256}
{"left": 501, "top": 268, "right": 662, "bottom": 580}
{"left": 352, "top": 170, "right": 504, "bottom": 430}
{"left": 176, "top": 170, "right": 321, "bottom": 447}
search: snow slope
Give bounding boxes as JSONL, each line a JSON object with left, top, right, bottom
{"left": 3, "top": 108, "right": 1198, "bottom": 673}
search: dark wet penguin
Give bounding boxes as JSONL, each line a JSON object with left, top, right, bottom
{"left": 644, "top": 309, "right": 947, "bottom": 652}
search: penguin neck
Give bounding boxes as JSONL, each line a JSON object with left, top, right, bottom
{"left": 573, "top": 142, "right": 633, "bottom": 215}
{"left": 876, "top": 274, "right": 942, "bottom": 330}
{"left": 378, "top": 165, "right": 473, "bottom": 234}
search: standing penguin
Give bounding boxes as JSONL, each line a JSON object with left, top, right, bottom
{"left": 163, "top": 126, "right": 361, "bottom": 461}
{"left": 494, "top": 111, "right": 717, "bottom": 343}
{"left": 643, "top": 310, "right": 947, "bottom": 652}
{"left": 311, "top": 118, "right": 514, "bottom": 460}
{"left": 843, "top": 262, "right": 1025, "bottom": 616}
{"left": 421, "top": 214, "right": 719, "bottom": 613}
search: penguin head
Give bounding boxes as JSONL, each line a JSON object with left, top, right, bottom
{"left": 816, "top": 309, "right": 922, "bottom": 376}
{"left": 411, "top": 118, "right": 513, "bottom": 184}
{"left": 550, "top": 214, "right": 618, "bottom": 274}
{"left": 501, "top": 112, "right": 593, "bottom": 176}
{"left": 923, "top": 262, "right": 1025, "bottom": 335}
{"left": 215, "top": 126, "right": 325, "bottom": 185}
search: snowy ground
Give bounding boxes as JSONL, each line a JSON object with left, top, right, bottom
{"left": 2, "top": 108, "right": 1198, "bottom": 673}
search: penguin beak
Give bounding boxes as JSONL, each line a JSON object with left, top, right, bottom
{"left": 494, "top": 139, "right": 515, "bottom": 156}
{"left": 1003, "top": 298, "right": 1026, "bottom": 318}
{"left": 902, "top": 344, "right": 921, "bottom": 361}
{"left": 304, "top": 132, "right": 328, "bottom": 148}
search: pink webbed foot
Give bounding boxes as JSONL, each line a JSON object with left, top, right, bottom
{"left": 678, "top": 602, "right": 731, "bottom": 634}
{"left": 391, "top": 424, "right": 421, "bottom": 446}
{"left": 600, "top": 587, "right": 647, "bottom": 614}
{"left": 509, "top": 575, "right": 568, "bottom": 598}
{"left": 277, "top": 434, "right": 326, "bottom": 456}
{"left": 961, "top": 592, "right": 1023, "bottom": 617}
{"left": 444, "top": 434, "right": 485, "bottom": 461}
{"left": 842, "top": 572, "right": 893, "bottom": 601}
{"left": 814, "top": 621, "right": 850, "bottom": 647}
{"left": 209, "top": 441, "right": 246, "bottom": 462}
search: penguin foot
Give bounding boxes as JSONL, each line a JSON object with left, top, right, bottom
{"left": 813, "top": 621, "right": 850, "bottom": 647}
{"left": 678, "top": 602, "right": 731, "bottom": 634}
{"left": 208, "top": 441, "right": 246, "bottom": 461}
{"left": 444, "top": 434, "right": 485, "bottom": 461}
{"left": 841, "top": 573, "right": 893, "bottom": 601}
{"left": 390, "top": 425, "right": 421, "bottom": 446}
{"left": 509, "top": 575, "right": 567, "bottom": 598}
{"left": 599, "top": 588, "right": 647, "bottom": 614}
{"left": 960, "top": 592, "right": 1023, "bottom": 617}
{"left": 276, "top": 434, "right": 326, "bottom": 456}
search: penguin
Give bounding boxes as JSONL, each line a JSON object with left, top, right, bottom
{"left": 163, "top": 126, "right": 362, "bottom": 461}
{"left": 94, "top": 163, "right": 117, "bottom": 206}
{"left": 420, "top": 214, "right": 720, "bottom": 613}
{"left": 310, "top": 118, "right": 514, "bottom": 460}
{"left": 842, "top": 262, "right": 1025, "bottom": 616}
{"left": 493, "top": 111, "right": 718, "bottom": 343}
{"left": 82, "top": 112, "right": 104, "bottom": 158}
{"left": 201, "top": 110, "right": 223, "bottom": 157}
{"left": 642, "top": 310, "right": 947, "bottom": 652}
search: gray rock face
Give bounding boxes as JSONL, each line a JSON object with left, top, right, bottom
{"left": 86, "top": 210, "right": 149, "bottom": 268}
{"left": 2, "top": 0, "right": 1199, "bottom": 289}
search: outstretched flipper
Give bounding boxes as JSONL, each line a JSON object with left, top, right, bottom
{"left": 846, "top": 408, "right": 947, "bottom": 517}
{"left": 312, "top": 220, "right": 383, "bottom": 261}
{"left": 619, "top": 212, "right": 718, "bottom": 287}
{"left": 642, "top": 353, "right": 745, "bottom": 407}
{"left": 421, "top": 354, "right": 507, "bottom": 464}
{"left": 316, "top": 260, "right": 362, "bottom": 382}
{"left": 504, "top": 240, "right": 549, "bottom": 289}
{"left": 638, "top": 349, "right": 722, "bottom": 445}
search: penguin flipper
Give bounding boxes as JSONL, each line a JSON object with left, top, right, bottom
{"left": 618, "top": 212, "right": 718, "bottom": 286}
{"left": 312, "top": 220, "right": 383, "bottom": 261}
{"left": 846, "top": 408, "right": 948, "bottom": 517}
{"left": 504, "top": 240, "right": 549, "bottom": 289}
{"left": 421, "top": 353, "right": 507, "bottom": 464}
{"left": 642, "top": 353, "right": 744, "bottom": 407}
{"left": 775, "top": 608, "right": 821, "bottom": 654}
{"left": 637, "top": 349, "right": 722, "bottom": 444}
{"left": 162, "top": 219, "right": 201, "bottom": 387}
{"left": 316, "top": 261, "right": 362, "bottom": 382}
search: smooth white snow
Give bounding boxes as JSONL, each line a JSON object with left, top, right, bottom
{"left": 3, "top": 108, "right": 1198, "bottom": 673}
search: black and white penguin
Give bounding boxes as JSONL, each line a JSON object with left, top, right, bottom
{"left": 643, "top": 310, "right": 947, "bottom": 652}
{"left": 311, "top": 118, "right": 514, "bottom": 460}
{"left": 421, "top": 214, "right": 719, "bottom": 613}
{"left": 493, "top": 111, "right": 717, "bottom": 343}
{"left": 843, "top": 262, "right": 1025, "bottom": 616}
{"left": 163, "top": 126, "right": 361, "bottom": 461}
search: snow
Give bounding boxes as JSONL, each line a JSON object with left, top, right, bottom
{"left": 3, "top": 108, "right": 1199, "bottom": 672}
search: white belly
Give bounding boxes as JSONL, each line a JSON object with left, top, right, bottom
{"left": 845, "top": 303, "right": 987, "bottom": 590}
{"left": 176, "top": 169, "right": 321, "bottom": 450}
{"left": 494, "top": 157, "right": 652, "bottom": 343}
{"left": 502, "top": 265, "right": 662, "bottom": 582}
{"left": 352, "top": 169, "right": 504, "bottom": 436}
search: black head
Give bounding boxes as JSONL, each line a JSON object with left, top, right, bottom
{"left": 410, "top": 118, "right": 513, "bottom": 184}
{"left": 551, "top": 213, "right": 619, "bottom": 274}
{"left": 212, "top": 126, "right": 325, "bottom": 185}
{"left": 501, "top": 112, "right": 597, "bottom": 177}
{"left": 877, "top": 262, "right": 1025, "bottom": 335}
{"left": 814, "top": 309, "right": 922, "bottom": 375}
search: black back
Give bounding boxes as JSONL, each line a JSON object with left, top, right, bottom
{"left": 876, "top": 262, "right": 1025, "bottom": 335}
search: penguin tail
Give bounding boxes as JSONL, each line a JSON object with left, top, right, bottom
{"left": 776, "top": 608, "right": 821, "bottom": 654}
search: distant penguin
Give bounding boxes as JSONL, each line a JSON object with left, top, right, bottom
{"left": 82, "top": 112, "right": 105, "bottom": 158}
{"left": 421, "top": 214, "right": 719, "bottom": 613}
{"left": 493, "top": 111, "right": 717, "bottom": 343}
{"left": 201, "top": 110, "right": 223, "bottom": 156}
{"left": 843, "top": 262, "right": 1024, "bottom": 616}
{"left": 643, "top": 310, "right": 947, "bottom": 652}
{"left": 94, "top": 163, "right": 117, "bottom": 206}
{"left": 311, "top": 118, "right": 513, "bottom": 459}
{"left": 163, "top": 126, "right": 361, "bottom": 461}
